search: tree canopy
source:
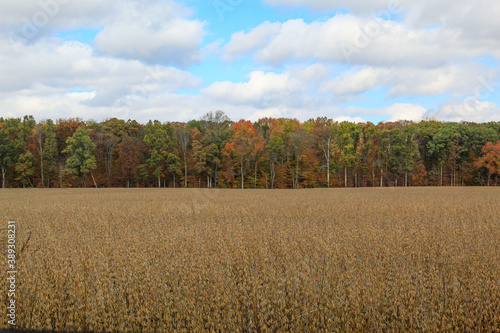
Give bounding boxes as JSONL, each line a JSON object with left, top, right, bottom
{"left": 0, "top": 114, "right": 499, "bottom": 188}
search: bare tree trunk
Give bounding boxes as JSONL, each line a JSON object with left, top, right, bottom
{"left": 344, "top": 166, "right": 348, "bottom": 188}
{"left": 184, "top": 160, "right": 188, "bottom": 188}
{"left": 90, "top": 172, "right": 98, "bottom": 188}
{"left": 405, "top": 172, "right": 408, "bottom": 187}
{"left": 327, "top": 160, "right": 330, "bottom": 188}
{"left": 241, "top": 163, "right": 244, "bottom": 190}
{"left": 488, "top": 169, "right": 491, "bottom": 186}
{"left": 440, "top": 165, "right": 443, "bottom": 186}
{"left": 158, "top": 175, "right": 161, "bottom": 188}
{"left": 83, "top": 173, "right": 87, "bottom": 188}
{"left": 295, "top": 159, "right": 299, "bottom": 189}
{"left": 173, "top": 173, "right": 176, "bottom": 188}
{"left": 1, "top": 166, "right": 5, "bottom": 189}
{"left": 39, "top": 139, "right": 44, "bottom": 188}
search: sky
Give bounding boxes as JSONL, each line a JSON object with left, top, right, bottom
{"left": 0, "top": 0, "right": 499, "bottom": 124}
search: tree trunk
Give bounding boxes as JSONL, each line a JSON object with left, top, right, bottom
{"left": 1, "top": 165, "right": 5, "bottom": 189}
{"left": 83, "top": 172, "right": 87, "bottom": 188}
{"left": 405, "top": 171, "right": 408, "bottom": 187}
{"left": 380, "top": 173, "right": 383, "bottom": 187}
{"left": 440, "top": 165, "right": 443, "bottom": 186}
{"left": 326, "top": 159, "right": 330, "bottom": 188}
{"left": 173, "top": 173, "right": 176, "bottom": 188}
{"left": 241, "top": 163, "right": 244, "bottom": 190}
{"left": 127, "top": 179, "right": 130, "bottom": 188}
{"left": 90, "top": 172, "right": 98, "bottom": 188}
{"left": 184, "top": 160, "right": 188, "bottom": 188}
{"left": 158, "top": 175, "right": 161, "bottom": 188}
{"left": 295, "top": 159, "right": 299, "bottom": 189}
{"left": 488, "top": 169, "right": 491, "bottom": 186}
{"left": 39, "top": 140, "right": 44, "bottom": 188}
{"left": 344, "top": 166, "right": 348, "bottom": 188}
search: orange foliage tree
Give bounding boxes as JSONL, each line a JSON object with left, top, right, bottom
{"left": 224, "top": 120, "right": 264, "bottom": 189}
{"left": 474, "top": 140, "right": 500, "bottom": 186}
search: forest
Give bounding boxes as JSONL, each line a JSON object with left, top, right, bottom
{"left": 0, "top": 111, "right": 499, "bottom": 189}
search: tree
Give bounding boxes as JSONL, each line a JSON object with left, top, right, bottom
{"left": 175, "top": 125, "right": 191, "bottom": 187}
{"left": 389, "top": 127, "right": 421, "bottom": 186}
{"left": 0, "top": 123, "right": 15, "bottom": 188}
{"left": 42, "top": 120, "right": 58, "bottom": 187}
{"left": 63, "top": 127, "right": 97, "bottom": 187}
{"left": 474, "top": 140, "right": 500, "bottom": 186}
{"left": 312, "top": 118, "right": 337, "bottom": 188}
{"left": 339, "top": 122, "right": 359, "bottom": 187}
{"left": 15, "top": 151, "right": 36, "bottom": 187}
{"left": 114, "top": 136, "right": 146, "bottom": 188}
{"left": 224, "top": 120, "right": 264, "bottom": 189}
{"left": 143, "top": 120, "right": 168, "bottom": 188}
{"left": 290, "top": 128, "right": 307, "bottom": 189}
{"left": 94, "top": 132, "right": 119, "bottom": 187}
{"left": 201, "top": 111, "right": 232, "bottom": 188}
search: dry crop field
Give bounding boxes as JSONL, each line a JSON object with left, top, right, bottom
{"left": 1, "top": 188, "right": 499, "bottom": 332}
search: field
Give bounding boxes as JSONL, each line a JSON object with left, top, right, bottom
{"left": 1, "top": 188, "right": 499, "bottom": 332}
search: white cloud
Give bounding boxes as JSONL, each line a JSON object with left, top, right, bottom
{"left": 93, "top": 18, "right": 205, "bottom": 67}
{"left": 223, "top": 21, "right": 282, "bottom": 61}
{"left": 1, "top": 0, "right": 205, "bottom": 66}
{"left": 384, "top": 103, "right": 427, "bottom": 122}
{"left": 263, "top": 0, "right": 393, "bottom": 14}
{"left": 426, "top": 98, "right": 500, "bottom": 123}
{"left": 321, "top": 65, "right": 500, "bottom": 98}
{"left": 202, "top": 70, "right": 304, "bottom": 105}
{"left": 223, "top": 15, "right": 475, "bottom": 68}
{"left": 0, "top": 36, "right": 202, "bottom": 120}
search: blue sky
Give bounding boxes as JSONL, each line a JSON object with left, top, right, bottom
{"left": 0, "top": 0, "right": 499, "bottom": 123}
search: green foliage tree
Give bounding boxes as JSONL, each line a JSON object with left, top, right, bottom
{"left": 0, "top": 124, "right": 15, "bottom": 188}
{"left": 15, "top": 151, "right": 36, "bottom": 187}
{"left": 63, "top": 127, "right": 97, "bottom": 187}
{"left": 144, "top": 120, "right": 168, "bottom": 187}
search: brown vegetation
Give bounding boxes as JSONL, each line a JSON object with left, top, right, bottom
{"left": 1, "top": 188, "right": 499, "bottom": 332}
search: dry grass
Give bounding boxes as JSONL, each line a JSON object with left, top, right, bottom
{"left": 1, "top": 187, "right": 499, "bottom": 332}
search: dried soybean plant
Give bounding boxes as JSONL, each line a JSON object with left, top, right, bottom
{"left": 0, "top": 187, "right": 499, "bottom": 332}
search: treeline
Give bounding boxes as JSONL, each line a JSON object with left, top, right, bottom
{"left": 1, "top": 111, "right": 499, "bottom": 189}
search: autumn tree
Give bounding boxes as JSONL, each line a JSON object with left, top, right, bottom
{"left": 114, "top": 136, "right": 146, "bottom": 187}
{"left": 201, "top": 111, "right": 232, "bottom": 187}
{"left": 311, "top": 118, "right": 338, "bottom": 187}
{"left": 474, "top": 140, "right": 500, "bottom": 186}
{"left": 175, "top": 125, "right": 191, "bottom": 187}
{"left": 0, "top": 123, "right": 15, "bottom": 188}
{"left": 224, "top": 120, "right": 264, "bottom": 189}
{"left": 63, "top": 127, "right": 97, "bottom": 187}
